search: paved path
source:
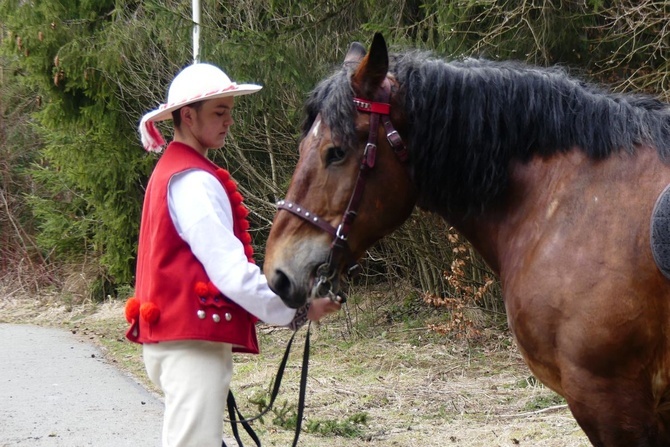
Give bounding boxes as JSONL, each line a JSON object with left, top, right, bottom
{"left": 0, "top": 324, "right": 162, "bottom": 447}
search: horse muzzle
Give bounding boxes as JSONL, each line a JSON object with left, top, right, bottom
{"left": 268, "top": 260, "right": 348, "bottom": 309}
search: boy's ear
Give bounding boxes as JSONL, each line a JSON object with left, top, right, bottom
{"left": 179, "top": 106, "right": 194, "bottom": 127}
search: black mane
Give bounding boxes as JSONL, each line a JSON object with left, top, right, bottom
{"left": 303, "top": 51, "right": 670, "bottom": 216}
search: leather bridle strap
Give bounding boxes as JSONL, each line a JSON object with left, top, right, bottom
{"left": 276, "top": 77, "right": 407, "bottom": 281}
{"left": 276, "top": 200, "right": 339, "bottom": 238}
{"left": 276, "top": 199, "right": 358, "bottom": 273}
{"left": 341, "top": 108, "right": 380, "bottom": 240}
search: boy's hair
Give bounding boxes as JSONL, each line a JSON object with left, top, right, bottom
{"left": 172, "top": 101, "right": 203, "bottom": 128}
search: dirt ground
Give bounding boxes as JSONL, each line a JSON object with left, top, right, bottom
{"left": 0, "top": 288, "right": 590, "bottom": 447}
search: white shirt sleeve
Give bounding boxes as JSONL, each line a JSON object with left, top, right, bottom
{"left": 167, "top": 169, "right": 296, "bottom": 326}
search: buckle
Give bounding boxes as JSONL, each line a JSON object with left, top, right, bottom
{"left": 335, "top": 224, "right": 348, "bottom": 240}
{"left": 363, "top": 143, "right": 377, "bottom": 168}
{"left": 386, "top": 130, "right": 403, "bottom": 148}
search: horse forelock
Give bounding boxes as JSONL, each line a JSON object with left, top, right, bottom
{"left": 390, "top": 51, "right": 670, "bottom": 216}
{"left": 301, "top": 68, "right": 357, "bottom": 150}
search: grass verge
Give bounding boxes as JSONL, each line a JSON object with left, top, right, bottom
{"left": 0, "top": 287, "right": 588, "bottom": 447}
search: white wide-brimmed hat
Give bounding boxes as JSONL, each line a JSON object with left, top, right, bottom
{"left": 139, "top": 63, "right": 262, "bottom": 152}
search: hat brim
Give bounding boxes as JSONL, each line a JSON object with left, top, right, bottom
{"left": 143, "top": 83, "right": 262, "bottom": 123}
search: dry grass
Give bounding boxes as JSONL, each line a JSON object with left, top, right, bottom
{"left": 0, "top": 285, "right": 590, "bottom": 447}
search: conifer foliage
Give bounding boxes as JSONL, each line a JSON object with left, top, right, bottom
{"left": 1, "top": 1, "right": 667, "bottom": 311}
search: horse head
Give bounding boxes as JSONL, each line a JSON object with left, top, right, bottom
{"left": 264, "top": 33, "right": 417, "bottom": 308}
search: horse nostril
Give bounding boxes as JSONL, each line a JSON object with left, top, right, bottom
{"left": 270, "top": 269, "right": 305, "bottom": 309}
{"left": 271, "top": 269, "right": 292, "bottom": 300}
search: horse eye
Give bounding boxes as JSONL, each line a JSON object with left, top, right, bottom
{"left": 325, "top": 146, "right": 347, "bottom": 166}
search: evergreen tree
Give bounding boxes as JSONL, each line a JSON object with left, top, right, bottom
{"left": 1, "top": 0, "right": 667, "bottom": 309}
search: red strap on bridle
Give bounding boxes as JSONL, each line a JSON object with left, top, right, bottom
{"left": 353, "top": 87, "right": 408, "bottom": 163}
{"left": 353, "top": 98, "right": 390, "bottom": 115}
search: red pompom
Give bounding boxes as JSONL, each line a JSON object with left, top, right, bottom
{"left": 237, "top": 219, "right": 250, "bottom": 231}
{"left": 194, "top": 281, "right": 209, "bottom": 297}
{"left": 229, "top": 191, "right": 243, "bottom": 206}
{"left": 240, "top": 232, "right": 252, "bottom": 245}
{"left": 223, "top": 179, "right": 237, "bottom": 193}
{"left": 207, "top": 281, "right": 221, "bottom": 297}
{"left": 124, "top": 297, "right": 140, "bottom": 323}
{"left": 140, "top": 302, "right": 161, "bottom": 324}
{"left": 215, "top": 168, "right": 230, "bottom": 183}
{"left": 244, "top": 245, "right": 254, "bottom": 258}
{"left": 235, "top": 205, "right": 249, "bottom": 219}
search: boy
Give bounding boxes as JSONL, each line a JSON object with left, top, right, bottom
{"left": 125, "top": 63, "right": 340, "bottom": 447}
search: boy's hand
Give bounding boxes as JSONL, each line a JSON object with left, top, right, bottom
{"left": 307, "top": 297, "right": 342, "bottom": 322}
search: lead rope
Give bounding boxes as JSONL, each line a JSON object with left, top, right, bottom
{"left": 222, "top": 322, "right": 312, "bottom": 447}
{"left": 293, "top": 321, "right": 311, "bottom": 447}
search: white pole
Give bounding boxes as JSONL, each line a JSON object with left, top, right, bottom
{"left": 192, "top": 0, "right": 201, "bottom": 64}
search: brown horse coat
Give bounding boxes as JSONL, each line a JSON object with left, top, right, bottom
{"left": 265, "top": 34, "right": 670, "bottom": 446}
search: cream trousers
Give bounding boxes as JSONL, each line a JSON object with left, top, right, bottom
{"left": 143, "top": 340, "right": 233, "bottom": 447}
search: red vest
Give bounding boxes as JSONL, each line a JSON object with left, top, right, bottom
{"left": 125, "top": 142, "right": 259, "bottom": 354}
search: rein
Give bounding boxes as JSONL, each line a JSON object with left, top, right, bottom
{"left": 277, "top": 78, "right": 407, "bottom": 296}
{"left": 223, "top": 323, "right": 313, "bottom": 447}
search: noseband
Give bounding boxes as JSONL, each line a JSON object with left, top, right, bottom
{"left": 276, "top": 78, "right": 408, "bottom": 298}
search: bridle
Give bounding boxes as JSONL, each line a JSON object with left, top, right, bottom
{"left": 276, "top": 77, "right": 408, "bottom": 299}
{"left": 229, "top": 82, "right": 406, "bottom": 442}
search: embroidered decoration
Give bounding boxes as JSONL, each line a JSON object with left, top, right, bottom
{"left": 124, "top": 297, "right": 140, "bottom": 323}
{"left": 194, "top": 280, "right": 233, "bottom": 323}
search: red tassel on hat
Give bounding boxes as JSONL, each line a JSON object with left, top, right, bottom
{"left": 139, "top": 119, "right": 166, "bottom": 152}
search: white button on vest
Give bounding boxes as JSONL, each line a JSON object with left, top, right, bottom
{"left": 197, "top": 310, "right": 206, "bottom": 319}
{"left": 225, "top": 313, "right": 232, "bottom": 321}
{"left": 212, "top": 313, "right": 221, "bottom": 323}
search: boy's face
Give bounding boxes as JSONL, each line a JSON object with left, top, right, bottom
{"left": 187, "top": 96, "right": 235, "bottom": 150}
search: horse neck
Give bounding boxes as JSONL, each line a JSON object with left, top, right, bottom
{"left": 442, "top": 150, "right": 590, "bottom": 277}
{"left": 444, "top": 145, "right": 668, "bottom": 281}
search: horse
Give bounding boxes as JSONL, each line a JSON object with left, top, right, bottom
{"left": 263, "top": 33, "right": 670, "bottom": 446}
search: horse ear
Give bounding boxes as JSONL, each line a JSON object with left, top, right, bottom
{"left": 367, "top": 33, "right": 389, "bottom": 74}
{"left": 344, "top": 42, "right": 366, "bottom": 66}
{"left": 352, "top": 33, "right": 389, "bottom": 98}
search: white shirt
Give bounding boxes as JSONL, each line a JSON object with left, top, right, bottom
{"left": 167, "top": 169, "right": 296, "bottom": 326}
